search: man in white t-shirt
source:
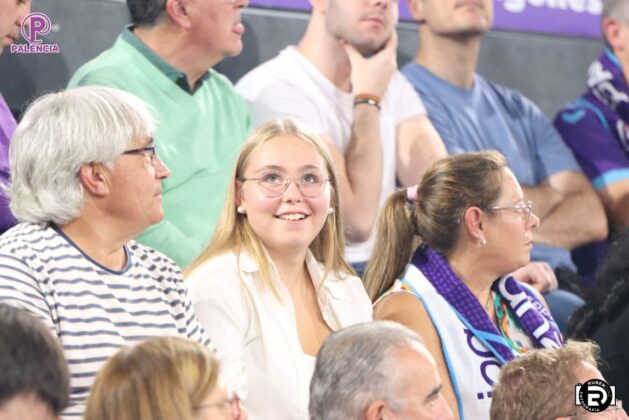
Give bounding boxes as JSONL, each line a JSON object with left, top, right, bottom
{"left": 236, "top": 0, "right": 446, "bottom": 271}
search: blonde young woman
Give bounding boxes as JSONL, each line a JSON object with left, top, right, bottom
{"left": 364, "top": 151, "right": 563, "bottom": 420}
{"left": 186, "top": 119, "right": 373, "bottom": 420}
{"left": 84, "top": 336, "right": 245, "bottom": 420}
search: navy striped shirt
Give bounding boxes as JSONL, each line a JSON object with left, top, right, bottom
{"left": 0, "top": 223, "right": 213, "bottom": 418}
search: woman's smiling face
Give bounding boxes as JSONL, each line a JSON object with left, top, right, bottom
{"left": 237, "top": 134, "right": 332, "bottom": 255}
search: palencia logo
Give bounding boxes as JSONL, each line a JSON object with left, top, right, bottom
{"left": 575, "top": 379, "right": 616, "bottom": 413}
{"left": 10, "top": 12, "right": 60, "bottom": 54}
{"left": 497, "top": 0, "right": 602, "bottom": 15}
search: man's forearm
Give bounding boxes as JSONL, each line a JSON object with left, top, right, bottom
{"left": 522, "top": 184, "right": 563, "bottom": 220}
{"left": 335, "top": 31, "right": 397, "bottom": 242}
{"left": 341, "top": 104, "right": 384, "bottom": 241}
{"left": 607, "top": 194, "right": 629, "bottom": 229}
{"left": 395, "top": 115, "right": 447, "bottom": 187}
{"left": 598, "top": 182, "right": 629, "bottom": 230}
{"left": 532, "top": 189, "right": 608, "bottom": 249}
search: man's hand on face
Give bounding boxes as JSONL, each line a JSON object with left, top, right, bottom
{"left": 342, "top": 30, "right": 398, "bottom": 98}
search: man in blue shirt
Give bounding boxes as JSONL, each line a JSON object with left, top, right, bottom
{"left": 401, "top": 0, "right": 608, "bottom": 329}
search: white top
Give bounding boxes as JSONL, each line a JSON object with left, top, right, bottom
{"left": 389, "top": 266, "right": 540, "bottom": 420}
{"left": 395, "top": 266, "right": 497, "bottom": 420}
{"left": 187, "top": 249, "right": 373, "bottom": 420}
{"left": 0, "top": 223, "right": 212, "bottom": 419}
{"left": 236, "top": 47, "right": 425, "bottom": 263}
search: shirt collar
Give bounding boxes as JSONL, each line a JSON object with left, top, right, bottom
{"left": 237, "top": 248, "right": 326, "bottom": 289}
{"left": 238, "top": 249, "right": 260, "bottom": 274}
{"left": 121, "top": 25, "right": 211, "bottom": 93}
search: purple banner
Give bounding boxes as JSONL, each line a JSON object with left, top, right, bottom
{"left": 493, "top": 0, "right": 602, "bottom": 37}
{"left": 248, "top": 0, "right": 602, "bottom": 38}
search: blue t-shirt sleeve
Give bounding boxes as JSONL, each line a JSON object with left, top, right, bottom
{"left": 554, "top": 103, "right": 629, "bottom": 190}
{"left": 418, "top": 93, "right": 454, "bottom": 144}
{"left": 509, "top": 92, "right": 581, "bottom": 181}
{"left": 401, "top": 65, "right": 454, "bottom": 144}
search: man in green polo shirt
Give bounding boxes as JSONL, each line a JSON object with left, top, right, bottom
{"left": 68, "top": 0, "right": 252, "bottom": 268}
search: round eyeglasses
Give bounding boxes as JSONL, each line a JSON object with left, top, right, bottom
{"left": 239, "top": 172, "right": 330, "bottom": 198}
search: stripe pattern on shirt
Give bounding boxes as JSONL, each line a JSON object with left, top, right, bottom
{"left": 0, "top": 223, "right": 212, "bottom": 418}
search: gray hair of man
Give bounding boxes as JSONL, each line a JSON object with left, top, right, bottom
{"left": 8, "top": 86, "right": 155, "bottom": 225}
{"left": 309, "top": 321, "right": 426, "bottom": 420}
{"left": 603, "top": 0, "right": 629, "bottom": 20}
{"left": 602, "top": 0, "right": 629, "bottom": 46}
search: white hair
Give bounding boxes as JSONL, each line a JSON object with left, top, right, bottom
{"left": 309, "top": 321, "right": 426, "bottom": 420}
{"left": 603, "top": 0, "right": 629, "bottom": 21}
{"left": 8, "top": 86, "right": 155, "bottom": 224}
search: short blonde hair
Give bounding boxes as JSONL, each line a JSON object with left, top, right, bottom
{"left": 490, "top": 340, "right": 600, "bottom": 420}
{"left": 84, "top": 337, "right": 218, "bottom": 420}
{"left": 185, "top": 119, "right": 352, "bottom": 295}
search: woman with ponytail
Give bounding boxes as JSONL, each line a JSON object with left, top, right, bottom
{"left": 364, "top": 151, "right": 562, "bottom": 420}
{"left": 568, "top": 228, "right": 629, "bottom": 403}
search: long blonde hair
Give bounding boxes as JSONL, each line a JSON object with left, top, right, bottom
{"left": 185, "top": 119, "right": 353, "bottom": 293}
{"left": 364, "top": 151, "right": 508, "bottom": 300}
{"left": 84, "top": 337, "right": 219, "bottom": 420}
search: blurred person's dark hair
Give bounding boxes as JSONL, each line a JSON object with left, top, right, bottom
{"left": 0, "top": 303, "right": 70, "bottom": 414}
{"left": 126, "top": 0, "right": 167, "bottom": 26}
{"left": 568, "top": 228, "right": 629, "bottom": 339}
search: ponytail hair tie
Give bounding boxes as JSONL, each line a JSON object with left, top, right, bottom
{"left": 407, "top": 185, "right": 419, "bottom": 203}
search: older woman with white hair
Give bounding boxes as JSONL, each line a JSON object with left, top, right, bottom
{"left": 0, "top": 86, "right": 212, "bottom": 418}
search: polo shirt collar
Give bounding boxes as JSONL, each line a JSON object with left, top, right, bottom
{"left": 121, "top": 25, "right": 210, "bottom": 93}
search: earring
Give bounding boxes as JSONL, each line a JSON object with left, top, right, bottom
{"left": 327, "top": 207, "right": 334, "bottom": 215}
{"left": 479, "top": 238, "right": 487, "bottom": 248}
{"left": 237, "top": 207, "right": 246, "bottom": 214}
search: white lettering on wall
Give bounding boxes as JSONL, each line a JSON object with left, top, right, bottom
{"left": 499, "top": 0, "right": 602, "bottom": 15}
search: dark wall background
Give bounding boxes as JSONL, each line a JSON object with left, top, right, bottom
{"left": 0, "top": 0, "right": 603, "bottom": 119}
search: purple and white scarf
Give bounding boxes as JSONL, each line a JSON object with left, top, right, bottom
{"left": 408, "top": 245, "right": 563, "bottom": 363}
{"left": 576, "top": 49, "right": 629, "bottom": 155}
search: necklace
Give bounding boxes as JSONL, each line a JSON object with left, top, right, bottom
{"left": 484, "top": 291, "right": 493, "bottom": 312}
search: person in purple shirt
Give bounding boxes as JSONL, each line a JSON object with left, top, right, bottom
{"left": 554, "top": 0, "right": 629, "bottom": 281}
{"left": 0, "top": 0, "right": 31, "bottom": 232}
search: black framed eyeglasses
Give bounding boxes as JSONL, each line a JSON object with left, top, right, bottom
{"left": 122, "top": 145, "right": 158, "bottom": 165}
{"left": 239, "top": 172, "right": 330, "bottom": 198}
